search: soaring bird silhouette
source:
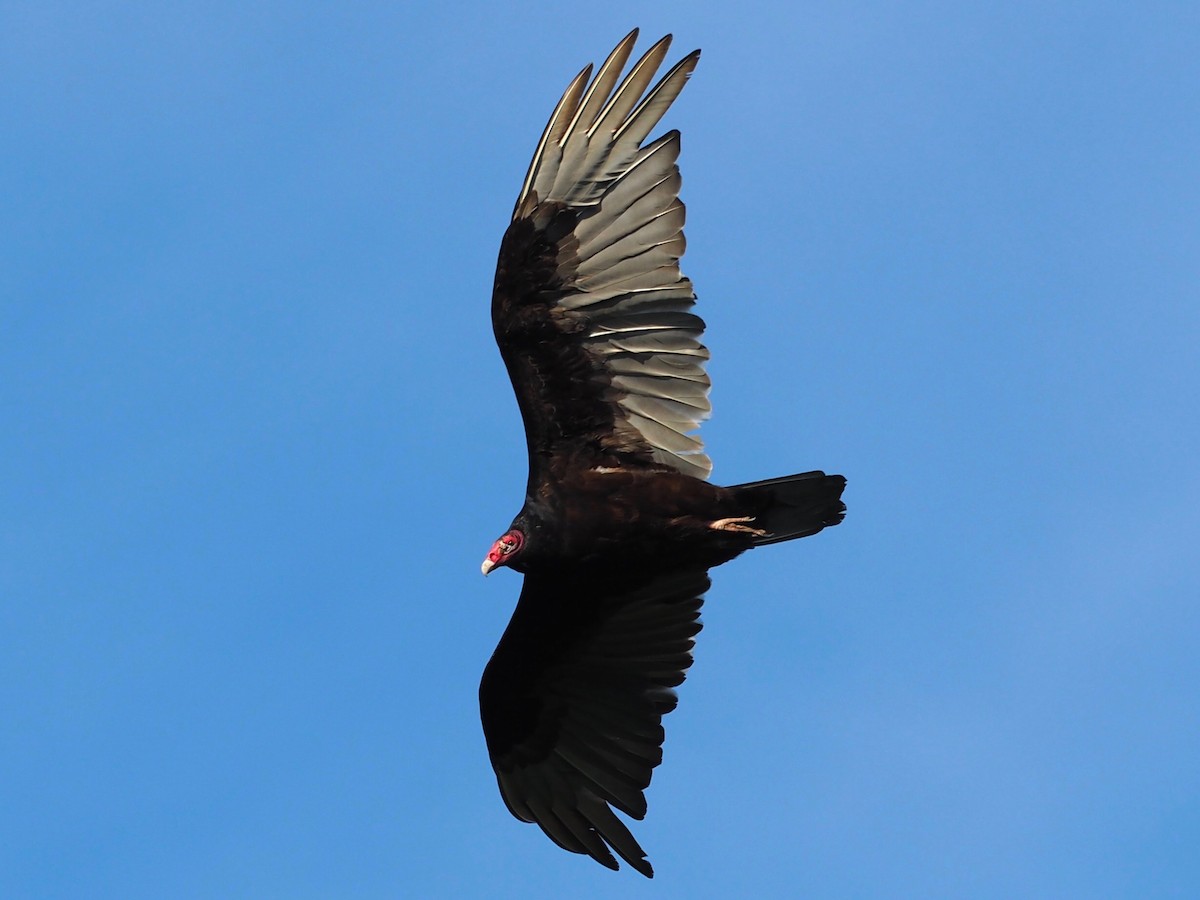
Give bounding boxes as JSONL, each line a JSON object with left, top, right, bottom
{"left": 478, "top": 30, "right": 846, "bottom": 877}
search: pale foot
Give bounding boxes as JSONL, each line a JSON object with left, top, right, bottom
{"left": 709, "top": 516, "right": 768, "bottom": 537}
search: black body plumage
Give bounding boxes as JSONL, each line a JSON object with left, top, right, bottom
{"left": 479, "top": 30, "right": 846, "bottom": 877}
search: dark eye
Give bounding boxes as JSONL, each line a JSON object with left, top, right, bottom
{"left": 500, "top": 540, "right": 515, "bottom": 553}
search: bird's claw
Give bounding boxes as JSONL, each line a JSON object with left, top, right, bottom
{"left": 709, "top": 516, "right": 768, "bottom": 536}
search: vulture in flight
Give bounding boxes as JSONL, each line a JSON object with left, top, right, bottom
{"left": 478, "top": 30, "right": 846, "bottom": 877}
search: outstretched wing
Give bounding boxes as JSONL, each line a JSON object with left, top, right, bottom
{"left": 479, "top": 566, "right": 709, "bottom": 877}
{"left": 492, "top": 30, "right": 712, "bottom": 484}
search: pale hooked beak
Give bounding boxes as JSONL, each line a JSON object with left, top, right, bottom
{"left": 481, "top": 557, "right": 495, "bottom": 576}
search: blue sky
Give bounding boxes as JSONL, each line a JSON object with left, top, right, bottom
{"left": 3, "top": 2, "right": 1198, "bottom": 897}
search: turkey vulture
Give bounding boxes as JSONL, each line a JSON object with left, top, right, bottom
{"left": 479, "top": 30, "right": 846, "bottom": 877}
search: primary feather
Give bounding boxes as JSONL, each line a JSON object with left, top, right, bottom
{"left": 492, "top": 29, "right": 710, "bottom": 481}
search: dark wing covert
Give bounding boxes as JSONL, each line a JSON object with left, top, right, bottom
{"left": 491, "top": 30, "right": 712, "bottom": 483}
{"left": 479, "top": 566, "right": 709, "bottom": 877}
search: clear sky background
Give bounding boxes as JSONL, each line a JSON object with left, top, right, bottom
{"left": 3, "top": 2, "right": 1198, "bottom": 898}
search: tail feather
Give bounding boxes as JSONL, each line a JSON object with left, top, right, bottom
{"left": 731, "top": 471, "right": 847, "bottom": 547}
